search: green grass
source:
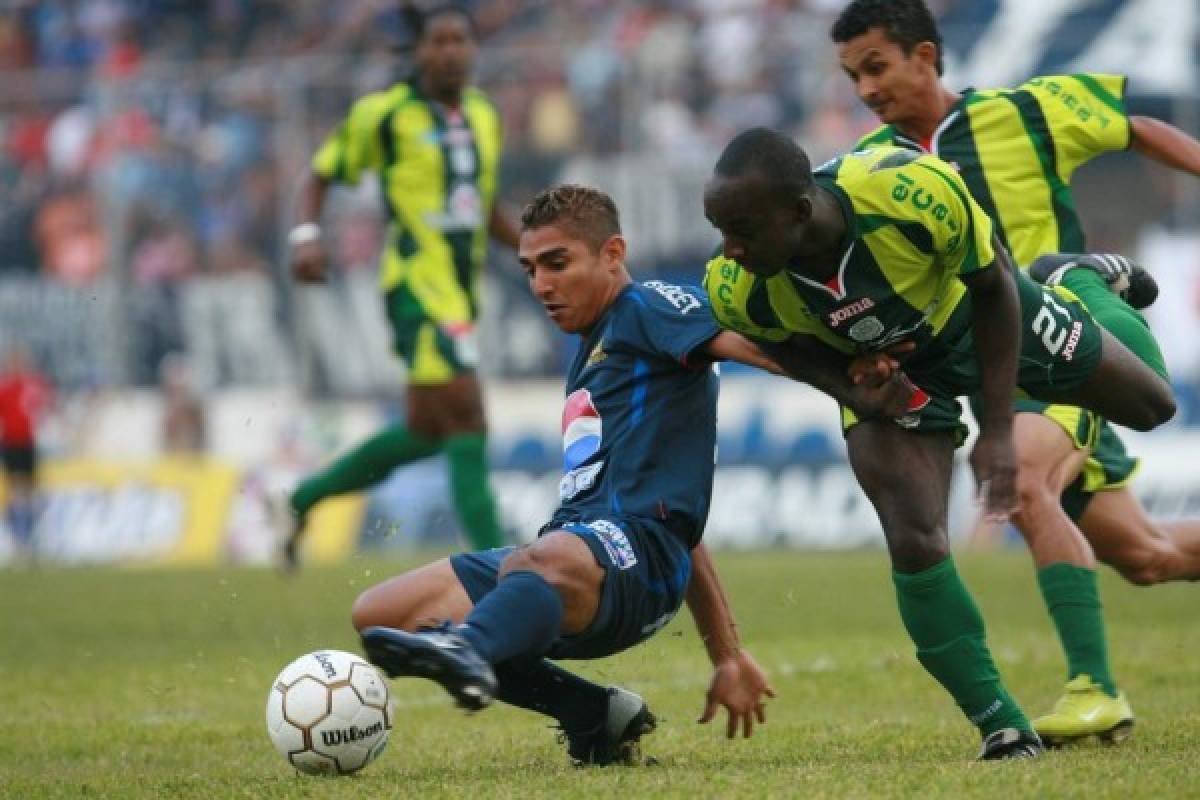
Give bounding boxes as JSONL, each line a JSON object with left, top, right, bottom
{"left": 1, "top": 550, "right": 1197, "bottom": 798}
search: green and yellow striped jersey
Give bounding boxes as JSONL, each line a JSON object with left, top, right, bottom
{"left": 313, "top": 81, "right": 503, "bottom": 322}
{"left": 704, "top": 146, "right": 995, "bottom": 360}
{"left": 853, "top": 73, "right": 1130, "bottom": 268}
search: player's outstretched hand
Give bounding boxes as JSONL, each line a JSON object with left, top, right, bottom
{"left": 969, "top": 428, "right": 1019, "bottom": 522}
{"left": 698, "top": 649, "right": 776, "bottom": 739}
{"left": 290, "top": 241, "right": 328, "bottom": 283}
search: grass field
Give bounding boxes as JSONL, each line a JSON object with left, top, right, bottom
{"left": 2, "top": 550, "right": 1197, "bottom": 799}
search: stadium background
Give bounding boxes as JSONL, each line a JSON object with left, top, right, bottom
{"left": 1, "top": 0, "right": 1198, "bottom": 566}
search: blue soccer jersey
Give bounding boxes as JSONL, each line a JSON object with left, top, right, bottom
{"left": 552, "top": 280, "right": 721, "bottom": 548}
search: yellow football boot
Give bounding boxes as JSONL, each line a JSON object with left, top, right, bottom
{"left": 1033, "top": 675, "right": 1135, "bottom": 746}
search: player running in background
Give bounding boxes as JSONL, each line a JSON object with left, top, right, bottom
{"left": 279, "top": 4, "right": 520, "bottom": 566}
{"left": 830, "top": 0, "right": 1200, "bottom": 745}
{"left": 0, "top": 344, "right": 53, "bottom": 562}
{"left": 355, "top": 185, "right": 778, "bottom": 765}
{"left": 702, "top": 129, "right": 1175, "bottom": 759}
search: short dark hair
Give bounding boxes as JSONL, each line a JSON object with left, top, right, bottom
{"left": 714, "top": 128, "right": 814, "bottom": 202}
{"left": 831, "top": 0, "right": 944, "bottom": 76}
{"left": 521, "top": 185, "right": 621, "bottom": 253}
{"left": 407, "top": 2, "right": 477, "bottom": 42}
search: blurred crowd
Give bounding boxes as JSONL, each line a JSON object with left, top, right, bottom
{"left": 7, "top": 0, "right": 1195, "bottom": 393}
{"left": 0, "top": 0, "right": 971, "bottom": 286}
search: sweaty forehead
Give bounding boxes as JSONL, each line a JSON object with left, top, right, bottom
{"left": 518, "top": 224, "right": 581, "bottom": 259}
{"left": 838, "top": 28, "right": 901, "bottom": 66}
{"left": 706, "top": 173, "right": 773, "bottom": 215}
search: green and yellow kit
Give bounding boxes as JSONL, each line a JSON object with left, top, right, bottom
{"left": 704, "top": 146, "right": 1103, "bottom": 441}
{"left": 313, "top": 81, "right": 503, "bottom": 384}
{"left": 853, "top": 73, "right": 1137, "bottom": 497}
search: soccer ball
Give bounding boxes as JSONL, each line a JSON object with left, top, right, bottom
{"left": 265, "top": 649, "right": 393, "bottom": 775}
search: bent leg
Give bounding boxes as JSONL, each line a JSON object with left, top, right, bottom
{"left": 1010, "top": 412, "right": 1095, "bottom": 569}
{"left": 460, "top": 532, "right": 604, "bottom": 664}
{"left": 1049, "top": 328, "right": 1174, "bottom": 432}
{"left": 1006, "top": 412, "right": 1119, "bottom": 697}
{"left": 411, "top": 376, "right": 506, "bottom": 550}
{"left": 351, "top": 559, "right": 473, "bottom": 631}
{"left": 1081, "top": 489, "right": 1200, "bottom": 584}
{"left": 354, "top": 548, "right": 613, "bottom": 730}
{"left": 847, "top": 421, "right": 1030, "bottom": 738}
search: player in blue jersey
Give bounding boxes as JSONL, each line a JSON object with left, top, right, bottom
{"left": 354, "top": 185, "right": 779, "bottom": 765}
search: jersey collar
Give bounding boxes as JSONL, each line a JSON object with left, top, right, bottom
{"left": 892, "top": 89, "right": 974, "bottom": 153}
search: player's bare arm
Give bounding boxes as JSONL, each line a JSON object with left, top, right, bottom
{"left": 760, "top": 334, "right": 914, "bottom": 419}
{"left": 686, "top": 542, "right": 776, "bottom": 739}
{"left": 289, "top": 171, "right": 332, "bottom": 283}
{"left": 960, "top": 244, "right": 1021, "bottom": 520}
{"left": 1130, "top": 116, "right": 1200, "bottom": 176}
{"left": 703, "top": 330, "right": 783, "bottom": 374}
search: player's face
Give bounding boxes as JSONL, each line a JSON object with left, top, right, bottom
{"left": 704, "top": 174, "right": 805, "bottom": 278}
{"left": 519, "top": 225, "right": 624, "bottom": 333}
{"left": 416, "top": 14, "right": 477, "bottom": 95}
{"left": 837, "top": 27, "right": 937, "bottom": 126}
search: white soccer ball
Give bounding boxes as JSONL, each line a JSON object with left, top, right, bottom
{"left": 265, "top": 649, "right": 393, "bottom": 775}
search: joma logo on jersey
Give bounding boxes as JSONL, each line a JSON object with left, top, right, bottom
{"left": 828, "top": 297, "right": 875, "bottom": 326}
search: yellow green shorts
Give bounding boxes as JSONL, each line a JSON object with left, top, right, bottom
{"left": 1011, "top": 398, "right": 1139, "bottom": 520}
{"left": 384, "top": 285, "right": 478, "bottom": 386}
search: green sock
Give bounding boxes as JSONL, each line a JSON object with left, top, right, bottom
{"left": 290, "top": 425, "right": 441, "bottom": 517}
{"left": 1061, "top": 270, "right": 1168, "bottom": 381}
{"left": 445, "top": 432, "right": 505, "bottom": 550}
{"left": 893, "top": 557, "right": 1030, "bottom": 736}
{"left": 1037, "top": 563, "right": 1118, "bottom": 697}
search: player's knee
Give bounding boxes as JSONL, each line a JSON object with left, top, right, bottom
{"left": 1108, "top": 547, "right": 1168, "bottom": 586}
{"left": 1123, "top": 381, "right": 1176, "bottom": 432}
{"left": 499, "top": 536, "right": 598, "bottom": 603}
{"left": 350, "top": 581, "right": 420, "bottom": 632}
{"left": 885, "top": 525, "right": 950, "bottom": 572}
{"left": 1012, "top": 476, "right": 1059, "bottom": 529}
{"left": 350, "top": 588, "right": 388, "bottom": 631}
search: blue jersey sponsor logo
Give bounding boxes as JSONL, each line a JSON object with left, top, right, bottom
{"left": 562, "top": 388, "right": 602, "bottom": 471}
{"left": 582, "top": 519, "right": 638, "bottom": 570}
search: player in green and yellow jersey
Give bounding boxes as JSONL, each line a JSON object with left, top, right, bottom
{"left": 702, "top": 128, "right": 1176, "bottom": 758}
{"left": 279, "top": 4, "right": 518, "bottom": 566}
{"left": 830, "top": 0, "right": 1200, "bottom": 745}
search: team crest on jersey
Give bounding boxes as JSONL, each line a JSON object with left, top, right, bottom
{"left": 848, "top": 316, "right": 885, "bottom": 342}
{"left": 585, "top": 340, "right": 608, "bottom": 368}
{"left": 562, "top": 389, "right": 602, "bottom": 471}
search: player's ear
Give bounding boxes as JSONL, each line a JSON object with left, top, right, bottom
{"left": 913, "top": 41, "right": 939, "bottom": 72}
{"left": 795, "top": 194, "right": 813, "bottom": 224}
{"left": 601, "top": 234, "right": 626, "bottom": 271}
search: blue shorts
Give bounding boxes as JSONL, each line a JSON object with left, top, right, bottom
{"left": 449, "top": 516, "right": 692, "bottom": 661}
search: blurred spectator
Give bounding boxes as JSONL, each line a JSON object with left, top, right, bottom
{"left": 32, "top": 181, "right": 106, "bottom": 284}
{"left": 158, "top": 352, "right": 206, "bottom": 455}
{"left": 0, "top": 343, "right": 53, "bottom": 560}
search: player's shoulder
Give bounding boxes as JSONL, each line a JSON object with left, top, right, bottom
{"left": 829, "top": 146, "right": 960, "bottom": 201}
{"left": 852, "top": 124, "right": 899, "bottom": 152}
{"left": 624, "top": 280, "right": 709, "bottom": 317}
{"left": 346, "top": 82, "right": 417, "bottom": 121}
{"left": 1014, "top": 73, "right": 1127, "bottom": 103}
{"left": 702, "top": 255, "right": 790, "bottom": 343}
